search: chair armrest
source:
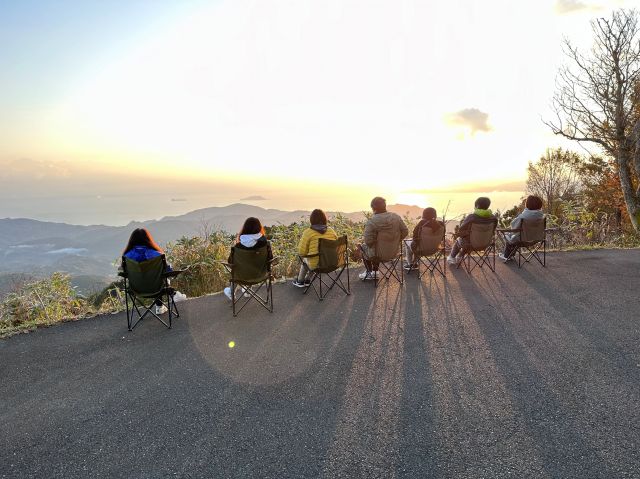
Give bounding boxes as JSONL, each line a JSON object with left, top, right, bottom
{"left": 298, "top": 253, "right": 320, "bottom": 259}
{"left": 163, "top": 269, "right": 186, "bottom": 278}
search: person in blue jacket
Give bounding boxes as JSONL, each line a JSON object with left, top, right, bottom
{"left": 122, "top": 228, "right": 175, "bottom": 314}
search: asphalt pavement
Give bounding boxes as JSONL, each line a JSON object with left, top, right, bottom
{"left": 1, "top": 249, "right": 639, "bottom": 479}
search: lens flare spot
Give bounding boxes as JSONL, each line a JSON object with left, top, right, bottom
{"left": 228, "top": 341, "right": 235, "bottom": 348}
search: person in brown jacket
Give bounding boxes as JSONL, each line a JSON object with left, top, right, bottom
{"left": 357, "top": 196, "right": 408, "bottom": 280}
{"left": 404, "top": 207, "right": 445, "bottom": 270}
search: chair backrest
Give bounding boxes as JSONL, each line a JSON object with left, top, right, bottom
{"left": 375, "top": 228, "right": 402, "bottom": 261}
{"left": 469, "top": 221, "right": 496, "bottom": 250}
{"left": 520, "top": 217, "right": 546, "bottom": 244}
{"left": 230, "top": 245, "right": 270, "bottom": 284}
{"left": 122, "top": 255, "right": 165, "bottom": 296}
{"left": 417, "top": 223, "right": 444, "bottom": 256}
{"left": 317, "top": 235, "right": 348, "bottom": 273}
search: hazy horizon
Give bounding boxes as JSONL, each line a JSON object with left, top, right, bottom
{"left": 1, "top": 0, "right": 633, "bottom": 225}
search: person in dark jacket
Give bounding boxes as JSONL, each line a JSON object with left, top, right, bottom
{"left": 404, "top": 207, "right": 445, "bottom": 270}
{"left": 224, "top": 217, "right": 273, "bottom": 300}
{"left": 447, "top": 197, "right": 497, "bottom": 265}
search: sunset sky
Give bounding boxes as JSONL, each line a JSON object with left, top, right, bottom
{"left": 0, "top": 0, "right": 635, "bottom": 224}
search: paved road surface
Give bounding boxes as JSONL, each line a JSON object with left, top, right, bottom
{"left": 1, "top": 250, "right": 639, "bottom": 478}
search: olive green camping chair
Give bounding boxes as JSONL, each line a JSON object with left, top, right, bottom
{"left": 298, "top": 235, "right": 351, "bottom": 300}
{"left": 457, "top": 220, "right": 497, "bottom": 273}
{"left": 405, "top": 222, "right": 447, "bottom": 278}
{"left": 360, "top": 231, "right": 404, "bottom": 287}
{"left": 221, "top": 245, "right": 277, "bottom": 317}
{"left": 119, "top": 255, "right": 182, "bottom": 331}
{"left": 498, "top": 217, "right": 548, "bottom": 268}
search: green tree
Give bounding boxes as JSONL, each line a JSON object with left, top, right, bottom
{"left": 526, "top": 148, "right": 581, "bottom": 217}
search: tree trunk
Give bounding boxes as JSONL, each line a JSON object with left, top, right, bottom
{"left": 616, "top": 150, "right": 640, "bottom": 232}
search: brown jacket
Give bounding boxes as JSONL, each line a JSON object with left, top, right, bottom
{"left": 363, "top": 211, "right": 409, "bottom": 260}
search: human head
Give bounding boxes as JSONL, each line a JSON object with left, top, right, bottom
{"left": 310, "top": 209, "right": 328, "bottom": 225}
{"left": 422, "top": 207, "right": 437, "bottom": 221}
{"left": 370, "top": 196, "right": 387, "bottom": 213}
{"left": 474, "top": 197, "right": 491, "bottom": 210}
{"left": 525, "top": 195, "right": 543, "bottom": 210}
{"left": 124, "top": 228, "right": 163, "bottom": 253}
{"left": 240, "top": 217, "right": 264, "bottom": 236}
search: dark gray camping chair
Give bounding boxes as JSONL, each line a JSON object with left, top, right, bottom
{"left": 498, "top": 217, "right": 548, "bottom": 268}
{"left": 360, "top": 229, "right": 404, "bottom": 287}
{"left": 405, "top": 223, "right": 446, "bottom": 278}
{"left": 119, "top": 255, "right": 182, "bottom": 331}
{"left": 298, "top": 235, "right": 350, "bottom": 300}
{"left": 456, "top": 220, "right": 497, "bottom": 273}
{"left": 221, "top": 245, "right": 277, "bottom": 317}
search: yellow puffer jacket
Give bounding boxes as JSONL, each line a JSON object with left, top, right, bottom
{"left": 297, "top": 227, "right": 338, "bottom": 270}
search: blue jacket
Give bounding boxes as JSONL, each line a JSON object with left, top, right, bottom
{"left": 124, "top": 246, "right": 162, "bottom": 262}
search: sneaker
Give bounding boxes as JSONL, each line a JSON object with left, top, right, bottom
{"left": 173, "top": 291, "right": 187, "bottom": 302}
{"left": 404, "top": 263, "right": 418, "bottom": 271}
{"left": 359, "top": 271, "right": 377, "bottom": 280}
{"left": 292, "top": 280, "right": 308, "bottom": 288}
{"left": 223, "top": 287, "right": 232, "bottom": 300}
{"left": 241, "top": 287, "right": 252, "bottom": 298}
{"left": 498, "top": 253, "right": 512, "bottom": 263}
{"left": 446, "top": 255, "right": 458, "bottom": 265}
{"left": 155, "top": 304, "right": 168, "bottom": 315}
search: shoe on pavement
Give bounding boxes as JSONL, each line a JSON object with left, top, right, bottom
{"left": 173, "top": 291, "right": 187, "bottom": 302}
{"left": 292, "top": 280, "right": 307, "bottom": 288}
{"left": 404, "top": 263, "right": 418, "bottom": 271}
{"left": 359, "top": 271, "right": 377, "bottom": 280}
{"left": 446, "top": 256, "right": 458, "bottom": 265}
{"left": 155, "top": 304, "right": 168, "bottom": 315}
{"left": 223, "top": 287, "right": 232, "bottom": 300}
{"left": 498, "top": 253, "right": 512, "bottom": 263}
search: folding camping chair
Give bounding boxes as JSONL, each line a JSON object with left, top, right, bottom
{"left": 119, "top": 254, "right": 182, "bottom": 331}
{"left": 498, "top": 217, "right": 548, "bottom": 268}
{"left": 221, "top": 245, "right": 277, "bottom": 317}
{"left": 405, "top": 222, "right": 447, "bottom": 278}
{"left": 298, "top": 235, "right": 350, "bottom": 300}
{"left": 457, "top": 220, "right": 497, "bottom": 273}
{"left": 360, "top": 230, "right": 404, "bottom": 287}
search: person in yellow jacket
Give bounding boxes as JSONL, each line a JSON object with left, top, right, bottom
{"left": 292, "top": 209, "right": 338, "bottom": 287}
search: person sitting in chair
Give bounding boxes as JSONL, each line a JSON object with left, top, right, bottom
{"left": 447, "top": 197, "right": 497, "bottom": 265}
{"left": 123, "top": 228, "right": 178, "bottom": 314}
{"left": 499, "top": 195, "right": 544, "bottom": 262}
{"left": 356, "top": 196, "right": 408, "bottom": 280}
{"left": 404, "top": 207, "right": 445, "bottom": 270}
{"left": 292, "top": 209, "right": 338, "bottom": 288}
{"left": 224, "top": 217, "right": 273, "bottom": 300}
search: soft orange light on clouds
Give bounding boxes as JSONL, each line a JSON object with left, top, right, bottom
{"left": 1, "top": 0, "right": 636, "bottom": 223}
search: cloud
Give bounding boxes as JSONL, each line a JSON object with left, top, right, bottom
{"left": 240, "top": 195, "right": 268, "bottom": 201}
{"left": 0, "top": 158, "right": 72, "bottom": 180}
{"left": 554, "top": 0, "right": 604, "bottom": 14}
{"left": 411, "top": 180, "right": 525, "bottom": 194}
{"left": 445, "top": 108, "right": 492, "bottom": 135}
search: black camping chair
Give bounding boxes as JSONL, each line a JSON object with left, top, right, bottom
{"left": 360, "top": 231, "right": 404, "bottom": 287}
{"left": 119, "top": 255, "right": 182, "bottom": 331}
{"left": 298, "top": 235, "right": 351, "bottom": 300}
{"left": 405, "top": 223, "right": 447, "bottom": 278}
{"left": 498, "top": 216, "right": 548, "bottom": 268}
{"left": 456, "top": 220, "right": 497, "bottom": 273}
{"left": 221, "top": 245, "right": 277, "bottom": 317}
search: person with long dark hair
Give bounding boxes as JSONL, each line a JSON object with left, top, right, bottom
{"left": 224, "top": 217, "right": 273, "bottom": 300}
{"left": 122, "top": 228, "right": 185, "bottom": 313}
{"left": 123, "top": 228, "right": 164, "bottom": 262}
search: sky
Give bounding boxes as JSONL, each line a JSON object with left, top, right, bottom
{"left": 0, "top": 0, "right": 637, "bottom": 225}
